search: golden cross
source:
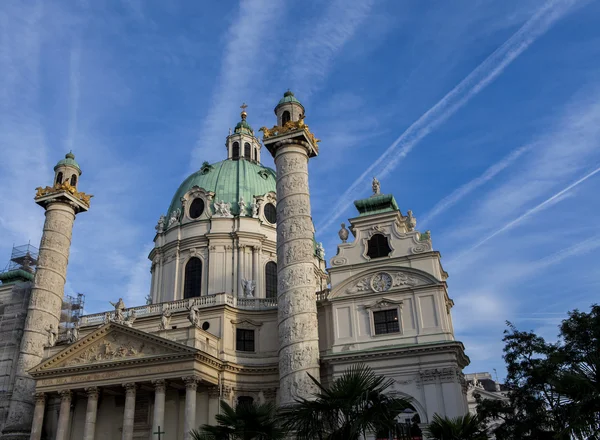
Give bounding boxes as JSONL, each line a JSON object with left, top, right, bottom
{"left": 240, "top": 103, "right": 248, "bottom": 111}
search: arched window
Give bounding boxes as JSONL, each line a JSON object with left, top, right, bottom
{"left": 366, "top": 234, "right": 392, "bottom": 259}
{"left": 232, "top": 142, "right": 240, "bottom": 160}
{"left": 244, "top": 143, "right": 251, "bottom": 158}
{"left": 70, "top": 174, "right": 77, "bottom": 186}
{"left": 253, "top": 148, "right": 257, "bottom": 161}
{"left": 282, "top": 111, "right": 291, "bottom": 125}
{"left": 265, "top": 262, "right": 277, "bottom": 299}
{"left": 184, "top": 257, "right": 202, "bottom": 298}
{"left": 56, "top": 172, "right": 63, "bottom": 184}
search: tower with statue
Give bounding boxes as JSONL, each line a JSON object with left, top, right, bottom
{"left": 0, "top": 91, "right": 468, "bottom": 440}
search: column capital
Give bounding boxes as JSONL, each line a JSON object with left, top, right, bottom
{"left": 152, "top": 379, "right": 167, "bottom": 393}
{"left": 183, "top": 376, "right": 199, "bottom": 391}
{"left": 85, "top": 386, "right": 100, "bottom": 399}
{"left": 123, "top": 382, "right": 137, "bottom": 395}
{"left": 207, "top": 386, "right": 220, "bottom": 398}
{"left": 35, "top": 392, "right": 47, "bottom": 404}
{"left": 59, "top": 389, "right": 72, "bottom": 400}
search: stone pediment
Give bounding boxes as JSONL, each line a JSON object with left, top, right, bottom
{"left": 31, "top": 323, "right": 198, "bottom": 373}
{"left": 340, "top": 268, "right": 438, "bottom": 297}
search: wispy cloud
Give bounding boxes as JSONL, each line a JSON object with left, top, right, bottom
{"left": 421, "top": 146, "right": 530, "bottom": 227}
{"left": 66, "top": 38, "right": 81, "bottom": 151}
{"left": 317, "top": 0, "right": 581, "bottom": 233}
{"left": 189, "top": 0, "right": 283, "bottom": 169}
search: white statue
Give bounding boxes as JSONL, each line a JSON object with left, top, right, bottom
{"left": 238, "top": 196, "right": 247, "bottom": 216}
{"left": 214, "top": 200, "right": 231, "bottom": 217}
{"left": 168, "top": 209, "right": 181, "bottom": 228}
{"left": 251, "top": 198, "right": 259, "bottom": 218}
{"left": 188, "top": 304, "right": 200, "bottom": 327}
{"left": 372, "top": 177, "right": 381, "bottom": 195}
{"left": 67, "top": 322, "right": 80, "bottom": 343}
{"left": 406, "top": 210, "right": 417, "bottom": 231}
{"left": 110, "top": 298, "right": 126, "bottom": 323}
{"left": 241, "top": 279, "right": 256, "bottom": 298}
{"left": 124, "top": 310, "right": 136, "bottom": 327}
{"left": 45, "top": 324, "right": 58, "bottom": 347}
{"left": 159, "top": 310, "right": 172, "bottom": 330}
{"left": 316, "top": 242, "right": 325, "bottom": 260}
{"left": 338, "top": 223, "right": 349, "bottom": 243}
{"left": 155, "top": 215, "right": 165, "bottom": 233}
{"left": 102, "top": 312, "right": 110, "bottom": 325}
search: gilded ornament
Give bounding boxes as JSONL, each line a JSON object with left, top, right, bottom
{"left": 35, "top": 180, "right": 93, "bottom": 207}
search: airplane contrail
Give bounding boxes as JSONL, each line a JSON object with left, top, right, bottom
{"left": 317, "top": 0, "right": 581, "bottom": 232}
{"left": 452, "top": 165, "right": 600, "bottom": 259}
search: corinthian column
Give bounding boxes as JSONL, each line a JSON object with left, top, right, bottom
{"left": 83, "top": 387, "right": 99, "bottom": 440}
{"left": 151, "top": 380, "right": 166, "bottom": 438}
{"left": 263, "top": 114, "right": 321, "bottom": 406}
{"left": 121, "top": 383, "right": 136, "bottom": 440}
{"left": 55, "top": 390, "right": 72, "bottom": 440}
{"left": 29, "top": 393, "right": 46, "bottom": 440}
{"left": 183, "top": 376, "right": 198, "bottom": 440}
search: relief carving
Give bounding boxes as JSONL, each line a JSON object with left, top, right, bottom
{"left": 279, "top": 344, "right": 319, "bottom": 377}
{"left": 278, "top": 265, "right": 315, "bottom": 292}
{"left": 277, "top": 218, "right": 313, "bottom": 242}
{"left": 278, "top": 174, "right": 308, "bottom": 194}
{"left": 278, "top": 289, "right": 316, "bottom": 319}
{"left": 278, "top": 196, "right": 310, "bottom": 217}
{"left": 277, "top": 156, "right": 305, "bottom": 175}
{"left": 346, "top": 271, "right": 422, "bottom": 294}
{"left": 284, "top": 242, "right": 314, "bottom": 265}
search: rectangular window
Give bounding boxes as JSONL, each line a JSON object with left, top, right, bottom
{"left": 236, "top": 328, "right": 255, "bottom": 352}
{"left": 373, "top": 309, "right": 400, "bottom": 335}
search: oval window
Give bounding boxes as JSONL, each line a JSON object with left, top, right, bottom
{"left": 189, "top": 198, "right": 205, "bottom": 219}
{"left": 264, "top": 203, "right": 277, "bottom": 224}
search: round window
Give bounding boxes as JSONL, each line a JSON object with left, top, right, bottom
{"left": 189, "top": 198, "right": 205, "bottom": 219}
{"left": 264, "top": 203, "right": 277, "bottom": 224}
{"left": 202, "top": 321, "right": 210, "bottom": 331}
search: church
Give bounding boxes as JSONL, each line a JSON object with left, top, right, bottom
{"left": 0, "top": 91, "right": 469, "bottom": 440}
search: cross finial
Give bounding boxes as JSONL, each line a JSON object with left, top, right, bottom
{"left": 240, "top": 103, "right": 248, "bottom": 111}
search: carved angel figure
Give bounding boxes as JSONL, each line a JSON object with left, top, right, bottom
{"left": 338, "top": 223, "right": 349, "bottom": 243}
{"left": 238, "top": 196, "right": 247, "bottom": 216}
{"left": 159, "top": 310, "right": 172, "bottom": 330}
{"left": 316, "top": 242, "right": 325, "bottom": 260}
{"left": 155, "top": 215, "right": 166, "bottom": 233}
{"left": 124, "top": 310, "right": 136, "bottom": 327}
{"left": 188, "top": 304, "right": 200, "bottom": 327}
{"left": 251, "top": 198, "right": 259, "bottom": 217}
{"left": 372, "top": 177, "right": 381, "bottom": 196}
{"left": 45, "top": 324, "right": 58, "bottom": 347}
{"left": 241, "top": 279, "right": 256, "bottom": 298}
{"left": 214, "top": 200, "right": 231, "bottom": 217}
{"left": 168, "top": 209, "right": 181, "bottom": 228}
{"left": 102, "top": 312, "right": 111, "bottom": 325}
{"left": 406, "top": 210, "right": 417, "bottom": 231}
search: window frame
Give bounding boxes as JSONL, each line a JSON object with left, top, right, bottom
{"left": 232, "top": 142, "right": 240, "bottom": 160}
{"left": 236, "top": 328, "right": 255, "bottom": 352}
{"left": 265, "top": 261, "right": 277, "bottom": 299}
{"left": 183, "top": 257, "right": 202, "bottom": 299}
{"left": 364, "top": 299, "right": 403, "bottom": 337}
{"left": 365, "top": 233, "right": 392, "bottom": 259}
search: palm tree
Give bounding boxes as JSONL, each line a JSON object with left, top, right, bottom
{"left": 424, "top": 413, "right": 488, "bottom": 440}
{"left": 190, "top": 400, "right": 286, "bottom": 440}
{"left": 278, "top": 364, "right": 411, "bottom": 440}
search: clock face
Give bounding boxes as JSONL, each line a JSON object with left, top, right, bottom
{"left": 371, "top": 272, "right": 392, "bottom": 292}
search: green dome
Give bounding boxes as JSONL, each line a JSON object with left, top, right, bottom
{"left": 167, "top": 159, "right": 276, "bottom": 220}
{"left": 277, "top": 90, "right": 304, "bottom": 108}
{"left": 234, "top": 119, "right": 254, "bottom": 135}
{"left": 54, "top": 151, "right": 81, "bottom": 174}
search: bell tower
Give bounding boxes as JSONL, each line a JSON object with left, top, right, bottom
{"left": 226, "top": 104, "right": 262, "bottom": 162}
{"left": 1, "top": 153, "right": 92, "bottom": 440}
{"left": 261, "top": 91, "right": 321, "bottom": 406}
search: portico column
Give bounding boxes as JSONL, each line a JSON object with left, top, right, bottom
{"left": 55, "top": 390, "right": 72, "bottom": 440}
{"left": 83, "top": 387, "right": 99, "bottom": 440}
{"left": 207, "top": 386, "right": 220, "bottom": 425}
{"left": 237, "top": 245, "right": 244, "bottom": 294}
{"left": 151, "top": 380, "right": 166, "bottom": 438}
{"left": 29, "top": 393, "right": 46, "bottom": 440}
{"left": 183, "top": 376, "right": 198, "bottom": 440}
{"left": 121, "top": 383, "right": 136, "bottom": 440}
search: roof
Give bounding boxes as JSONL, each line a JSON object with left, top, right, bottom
{"left": 54, "top": 151, "right": 81, "bottom": 174}
{"left": 276, "top": 90, "right": 304, "bottom": 110}
{"left": 0, "top": 269, "right": 34, "bottom": 284}
{"left": 166, "top": 159, "right": 276, "bottom": 220}
{"left": 353, "top": 194, "right": 400, "bottom": 216}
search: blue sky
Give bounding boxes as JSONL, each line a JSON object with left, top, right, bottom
{"left": 1, "top": 0, "right": 600, "bottom": 379}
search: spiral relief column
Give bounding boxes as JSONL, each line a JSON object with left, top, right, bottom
{"left": 262, "top": 91, "right": 321, "bottom": 406}
{"left": 1, "top": 153, "right": 91, "bottom": 440}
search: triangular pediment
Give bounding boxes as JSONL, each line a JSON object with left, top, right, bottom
{"left": 31, "top": 323, "right": 198, "bottom": 373}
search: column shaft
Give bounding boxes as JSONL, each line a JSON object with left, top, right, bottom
{"left": 121, "top": 384, "right": 136, "bottom": 440}
{"left": 29, "top": 393, "right": 46, "bottom": 440}
{"left": 252, "top": 246, "right": 259, "bottom": 293}
{"left": 83, "top": 387, "right": 99, "bottom": 440}
{"left": 183, "top": 377, "right": 198, "bottom": 440}
{"left": 4, "top": 203, "right": 77, "bottom": 436}
{"left": 55, "top": 390, "right": 72, "bottom": 440}
{"left": 152, "top": 380, "right": 166, "bottom": 439}
{"left": 274, "top": 144, "right": 320, "bottom": 405}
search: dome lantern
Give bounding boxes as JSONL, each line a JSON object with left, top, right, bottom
{"left": 274, "top": 90, "right": 305, "bottom": 127}
{"left": 226, "top": 103, "right": 262, "bottom": 163}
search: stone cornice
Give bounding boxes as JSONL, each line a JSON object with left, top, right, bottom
{"left": 321, "top": 341, "right": 470, "bottom": 368}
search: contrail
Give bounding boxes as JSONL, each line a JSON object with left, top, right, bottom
{"left": 317, "top": 0, "right": 580, "bottom": 232}
{"left": 454, "top": 165, "right": 600, "bottom": 258}
{"left": 421, "top": 146, "right": 530, "bottom": 227}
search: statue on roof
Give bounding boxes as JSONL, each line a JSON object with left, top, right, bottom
{"left": 238, "top": 196, "right": 247, "bottom": 216}
{"left": 45, "top": 324, "right": 58, "bottom": 348}
{"left": 110, "top": 298, "right": 126, "bottom": 323}
{"left": 372, "top": 177, "right": 381, "bottom": 196}
{"left": 156, "top": 215, "right": 165, "bottom": 233}
{"left": 214, "top": 200, "right": 231, "bottom": 217}
{"left": 241, "top": 279, "right": 256, "bottom": 298}
{"left": 406, "top": 210, "right": 417, "bottom": 231}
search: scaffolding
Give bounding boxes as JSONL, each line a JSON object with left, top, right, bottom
{"left": 1, "top": 243, "right": 38, "bottom": 276}
{"left": 60, "top": 293, "right": 85, "bottom": 328}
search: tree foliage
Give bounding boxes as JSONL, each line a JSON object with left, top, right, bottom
{"left": 424, "top": 413, "right": 488, "bottom": 440}
{"left": 476, "top": 304, "right": 600, "bottom": 440}
{"left": 278, "top": 364, "right": 411, "bottom": 440}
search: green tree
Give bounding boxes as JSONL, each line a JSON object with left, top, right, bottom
{"left": 190, "top": 400, "right": 285, "bottom": 440}
{"left": 476, "top": 304, "right": 600, "bottom": 440}
{"left": 278, "top": 364, "right": 411, "bottom": 440}
{"left": 424, "top": 413, "right": 488, "bottom": 440}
